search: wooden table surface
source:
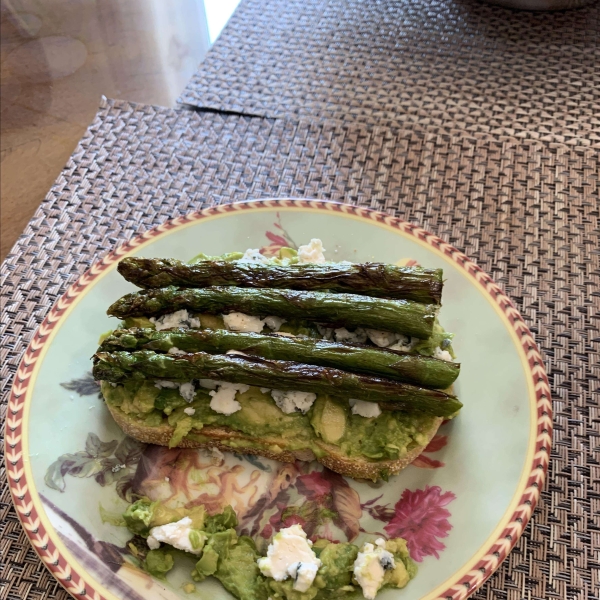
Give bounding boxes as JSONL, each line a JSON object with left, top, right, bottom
{"left": 0, "top": 0, "right": 211, "bottom": 260}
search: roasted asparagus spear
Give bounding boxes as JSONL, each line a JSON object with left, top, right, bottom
{"left": 101, "top": 328, "right": 459, "bottom": 388}
{"left": 107, "top": 286, "right": 438, "bottom": 339}
{"left": 118, "top": 257, "right": 443, "bottom": 304}
{"left": 93, "top": 350, "right": 462, "bottom": 417}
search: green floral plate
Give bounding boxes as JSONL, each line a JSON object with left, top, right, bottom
{"left": 5, "top": 199, "right": 551, "bottom": 600}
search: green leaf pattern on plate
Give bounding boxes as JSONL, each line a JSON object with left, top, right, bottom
{"left": 45, "top": 428, "right": 145, "bottom": 502}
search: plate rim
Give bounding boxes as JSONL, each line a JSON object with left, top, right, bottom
{"left": 4, "top": 198, "right": 552, "bottom": 600}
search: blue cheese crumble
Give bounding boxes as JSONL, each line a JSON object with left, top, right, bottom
{"left": 271, "top": 390, "right": 317, "bottom": 414}
{"left": 146, "top": 517, "right": 206, "bottom": 555}
{"left": 149, "top": 309, "right": 200, "bottom": 331}
{"left": 208, "top": 381, "right": 250, "bottom": 415}
{"left": 154, "top": 380, "right": 196, "bottom": 403}
{"left": 257, "top": 524, "right": 321, "bottom": 593}
{"left": 353, "top": 539, "right": 395, "bottom": 600}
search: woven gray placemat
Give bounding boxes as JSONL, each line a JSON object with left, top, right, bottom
{"left": 1, "top": 98, "right": 599, "bottom": 600}
{"left": 177, "top": 0, "right": 600, "bottom": 146}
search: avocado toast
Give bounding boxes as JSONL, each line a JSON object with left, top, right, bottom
{"left": 93, "top": 240, "right": 461, "bottom": 481}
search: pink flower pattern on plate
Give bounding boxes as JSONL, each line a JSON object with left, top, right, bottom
{"left": 384, "top": 486, "right": 456, "bottom": 561}
{"left": 411, "top": 434, "right": 449, "bottom": 469}
{"left": 295, "top": 470, "right": 333, "bottom": 500}
{"left": 265, "top": 231, "right": 289, "bottom": 248}
{"left": 259, "top": 213, "right": 298, "bottom": 256}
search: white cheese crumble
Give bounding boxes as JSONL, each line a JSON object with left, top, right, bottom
{"left": 349, "top": 399, "right": 381, "bottom": 418}
{"left": 223, "top": 312, "right": 266, "bottom": 333}
{"left": 179, "top": 382, "right": 196, "bottom": 403}
{"left": 297, "top": 239, "right": 326, "bottom": 264}
{"left": 154, "top": 380, "right": 196, "bottom": 402}
{"left": 154, "top": 380, "right": 179, "bottom": 389}
{"left": 434, "top": 347, "right": 453, "bottom": 362}
{"left": 257, "top": 524, "right": 321, "bottom": 593}
{"left": 147, "top": 517, "right": 206, "bottom": 555}
{"left": 317, "top": 325, "right": 334, "bottom": 341}
{"left": 264, "top": 315, "right": 287, "bottom": 332}
{"left": 271, "top": 390, "right": 317, "bottom": 414}
{"left": 198, "top": 379, "right": 219, "bottom": 389}
{"left": 183, "top": 407, "right": 196, "bottom": 416}
{"left": 365, "top": 329, "right": 402, "bottom": 348}
{"left": 239, "top": 248, "right": 269, "bottom": 263}
{"left": 209, "top": 382, "right": 250, "bottom": 415}
{"left": 334, "top": 327, "right": 368, "bottom": 344}
{"left": 150, "top": 309, "right": 200, "bottom": 331}
{"left": 167, "top": 346, "right": 186, "bottom": 356}
{"left": 147, "top": 536, "right": 160, "bottom": 550}
{"left": 388, "top": 335, "right": 415, "bottom": 352}
{"left": 353, "top": 539, "right": 396, "bottom": 600}
{"left": 290, "top": 562, "right": 320, "bottom": 593}
{"left": 260, "top": 387, "right": 271, "bottom": 394}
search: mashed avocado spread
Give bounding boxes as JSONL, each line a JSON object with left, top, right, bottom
{"left": 123, "top": 499, "right": 416, "bottom": 600}
{"left": 101, "top": 380, "right": 437, "bottom": 464}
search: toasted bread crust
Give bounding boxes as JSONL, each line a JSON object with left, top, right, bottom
{"left": 106, "top": 403, "right": 442, "bottom": 481}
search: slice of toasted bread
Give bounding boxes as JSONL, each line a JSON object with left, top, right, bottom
{"left": 106, "top": 403, "right": 443, "bottom": 481}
